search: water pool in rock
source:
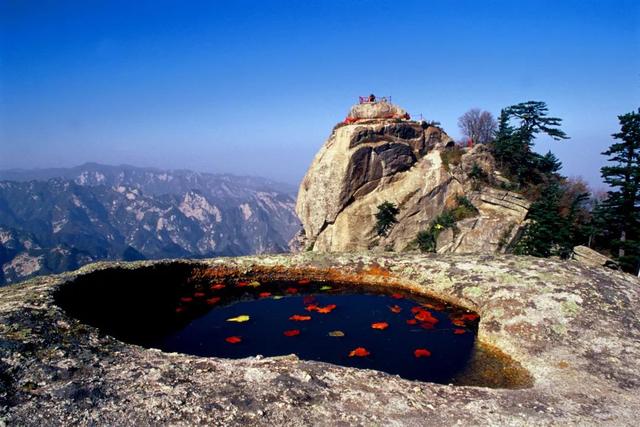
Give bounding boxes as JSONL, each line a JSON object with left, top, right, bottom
{"left": 55, "top": 265, "right": 482, "bottom": 384}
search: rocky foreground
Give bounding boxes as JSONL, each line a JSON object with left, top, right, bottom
{"left": 1, "top": 253, "right": 639, "bottom": 425}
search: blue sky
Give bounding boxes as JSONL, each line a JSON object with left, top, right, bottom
{"left": 1, "top": 0, "right": 638, "bottom": 188}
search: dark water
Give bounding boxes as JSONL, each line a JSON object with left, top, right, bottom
{"left": 55, "top": 266, "right": 480, "bottom": 384}
{"left": 152, "top": 280, "right": 479, "bottom": 383}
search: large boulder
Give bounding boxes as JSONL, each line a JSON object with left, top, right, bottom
{"left": 346, "top": 101, "right": 408, "bottom": 120}
{"left": 295, "top": 105, "right": 529, "bottom": 253}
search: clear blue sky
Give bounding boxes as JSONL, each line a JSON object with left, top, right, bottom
{"left": 1, "top": 0, "right": 638, "bottom": 188}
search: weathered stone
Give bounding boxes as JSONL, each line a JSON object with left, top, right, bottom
{"left": 0, "top": 253, "right": 639, "bottom": 425}
{"left": 296, "top": 108, "right": 529, "bottom": 253}
{"left": 572, "top": 245, "right": 617, "bottom": 268}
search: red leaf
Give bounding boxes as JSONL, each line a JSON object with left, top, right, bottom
{"left": 289, "top": 314, "right": 312, "bottom": 321}
{"left": 371, "top": 322, "right": 389, "bottom": 330}
{"left": 194, "top": 292, "right": 206, "bottom": 298}
{"left": 453, "top": 329, "right": 466, "bottom": 334}
{"left": 236, "top": 281, "right": 250, "bottom": 287}
{"left": 391, "top": 293, "right": 403, "bottom": 299}
{"left": 286, "top": 287, "right": 298, "bottom": 294}
{"left": 316, "top": 304, "right": 337, "bottom": 314}
{"left": 461, "top": 313, "right": 479, "bottom": 321}
{"left": 297, "top": 278, "right": 311, "bottom": 285}
{"left": 305, "top": 304, "right": 318, "bottom": 312}
{"left": 225, "top": 336, "right": 242, "bottom": 344}
{"left": 175, "top": 307, "right": 185, "bottom": 313}
{"left": 210, "top": 284, "right": 225, "bottom": 290}
{"left": 406, "top": 319, "right": 417, "bottom": 325}
{"left": 414, "top": 348, "right": 432, "bottom": 358}
{"left": 349, "top": 347, "right": 370, "bottom": 357}
{"left": 180, "top": 297, "right": 193, "bottom": 303}
{"left": 452, "top": 319, "right": 466, "bottom": 327}
{"left": 414, "top": 310, "right": 438, "bottom": 324}
{"left": 206, "top": 297, "right": 221, "bottom": 305}
{"left": 389, "top": 305, "right": 402, "bottom": 314}
{"left": 259, "top": 292, "right": 271, "bottom": 298}
{"left": 283, "top": 329, "right": 300, "bottom": 337}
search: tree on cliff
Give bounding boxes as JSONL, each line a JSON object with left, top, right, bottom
{"left": 492, "top": 101, "right": 568, "bottom": 187}
{"left": 598, "top": 108, "right": 640, "bottom": 273}
{"left": 375, "top": 202, "right": 399, "bottom": 236}
{"left": 457, "top": 109, "right": 497, "bottom": 145}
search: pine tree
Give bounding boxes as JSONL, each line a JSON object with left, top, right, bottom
{"left": 375, "top": 201, "right": 399, "bottom": 236}
{"left": 600, "top": 108, "right": 640, "bottom": 273}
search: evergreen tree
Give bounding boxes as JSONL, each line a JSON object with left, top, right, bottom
{"left": 600, "top": 108, "right": 640, "bottom": 273}
{"left": 375, "top": 201, "right": 399, "bottom": 236}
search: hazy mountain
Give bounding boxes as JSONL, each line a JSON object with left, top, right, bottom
{"left": 0, "top": 164, "right": 301, "bottom": 285}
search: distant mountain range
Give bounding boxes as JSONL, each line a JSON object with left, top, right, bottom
{"left": 0, "top": 163, "right": 301, "bottom": 285}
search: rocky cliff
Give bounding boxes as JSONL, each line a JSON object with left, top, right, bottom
{"left": 295, "top": 102, "right": 529, "bottom": 253}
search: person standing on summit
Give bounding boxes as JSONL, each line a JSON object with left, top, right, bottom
{"left": 368, "top": 94, "right": 376, "bottom": 103}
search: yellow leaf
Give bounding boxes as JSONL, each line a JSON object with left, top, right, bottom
{"left": 272, "top": 296, "right": 284, "bottom": 300}
{"left": 227, "top": 315, "right": 250, "bottom": 323}
{"left": 328, "top": 330, "right": 345, "bottom": 337}
{"left": 320, "top": 286, "right": 332, "bottom": 291}
{"left": 248, "top": 281, "right": 261, "bottom": 287}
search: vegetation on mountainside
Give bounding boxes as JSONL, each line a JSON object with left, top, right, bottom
{"left": 411, "top": 195, "right": 479, "bottom": 253}
{"left": 375, "top": 201, "right": 400, "bottom": 237}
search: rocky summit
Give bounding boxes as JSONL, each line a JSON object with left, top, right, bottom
{"left": 1, "top": 253, "right": 639, "bottom": 425}
{"left": 295, "top": 101, "right": 529, "bottom": 253}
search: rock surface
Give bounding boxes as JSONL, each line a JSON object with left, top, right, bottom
{"left": 295, "top": 107, "right": 529, "bottom": 253}
{"left": 346, "top": 101, "right": 408, "bottom": 120}
{"left": 1, "top": 253, "right": 639, "bottom": 425}
{"left": 572, "top": 245, "right": 616, "bottom": 268}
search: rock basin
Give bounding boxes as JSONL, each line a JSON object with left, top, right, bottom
{"left": 1, "top": 253, "right": 639, "bottom": 425}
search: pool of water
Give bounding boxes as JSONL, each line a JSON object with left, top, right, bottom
{"left": 55, "top": 265, "right": 485, "bottom": 384}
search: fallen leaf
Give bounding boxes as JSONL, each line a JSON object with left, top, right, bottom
{"left": 305, "top": 304, "right": 318, "bottom": 312}
{"left": 206, "top": 297, "right": 221, "bottom": 305}
{"left": 414, "top": 309, "right": 438, "bottom": 324}
{"left": 286, "top": 287, "right": 298, "bottom": 294}
{"left": 194, "top": 292, "right": 206, "bottom": 298}
{"left": 391, "top": 293, "right": 403, "bottom": 299}
{"left": 180, "top": 297, "right": 193, "bottom": 303}
{"left": 297, "top": 278, "right": 311, "bottom": 285}
{"left": 225, "top": 336, "right": 242, "bottom": 344}
{"left": 389, "top": 305, "right": 402, "bottom": 314}
{"left": 175, "top": 307, "right": 185, "bottom": 313}
{"left": 461, "top": 313, "right": 479, "bottom": 321}
{"left": 289, "top": 314, "right": 312, "bottom": 321}
{"left": 452, "top": 319, "right": 466, "bottom": 327}
{"left": 283, "top": 329, "right": 300, "bottom": 337}
{"left": 414, "top": 348, "right": 432, "bottom": 358}
{"left": 328, "top": 330, "right": 345, "bottom": 337}
{"left": 227, "top": 315, "right": 250, "bottom": 323}
{"left": 258, "top": 292, "right": 271, "bottom": 298}
{"left": 371, "top": 322, "right": 389, "bottom": 330}
{"left": 406, "top": 319, "right": 417, "bottom": 325}
{"left": 453, "top": 329, "right": 466, "bottom": 334}
{"left": 210, "top": 284, "right": 226, "bottom": 290}
{"left": 248, "top": 281, "right": 261, "bottom": 288}
{"left": 236, "top": 281, "right": 250, "bottom": 287}
{"left": 273, "top": 296, "right": 284, "bottom": 300}
{"left": 349, "top": 347, "right": 370, "bottom": 357}
{"left": 316, "top": 304, "right": 337, "bottom": 314}
{"left": 320, "top": 286, "right": 332, "bottom": 291}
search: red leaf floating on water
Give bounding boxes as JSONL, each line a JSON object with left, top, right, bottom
{"left": 259, "top": 292, "right": 271, "bottom": 298}
{"left": 210, "top": 284, "right": 225, "bottom": 290}
{"left": 414, "top": 309, "right": 438, "bottom": 324}
{"left": 371, "top": 322, "right": 389, "bottom": 330}
{"left": 180, "top": 297, "right": 193, "bottom": 303}
{"left": 305, "top": 304, "right": 318, "bottom": 312}
{"left": 194, "top": 292, "right": 206, "bottom": 298}
{"left": 414, "top": 348, "right": 432, "bottom": 358}
{"left": 349, "top": 347, "right": 370, "bottom": 357}
{"left": 453, "top": 329, "right": 466, "bottom": 334}
{"left": 206, "top": 297, "right": 221, "bottom": 305}
{"left": 283, "top": 329, "right": 301, "bottom": 337}
{"left": 389, "top": 305, "right": 402, "bottom": 314}
{"left": 316, "top": 304, "right": 337, "bottom": 314}
{"left": 452, "top": 319, "right": 466, "bottom": 327}
{"left": 289, "top": 314, "right": 312, "bottom": 321}
{"left": 297, "top": 278, "right": 311, "bottom": 285}
{"left": 461, "top": 313, "right": 479, "bottom": 321}
{"left": 225, "top": 336, "right": 242, "bottom": 344}
{"left": 236, "top": 281, "right": 250, "bottom": 287}
{"left": 391, "top": 293, "right": 403, "bottom": 299}
{"left": 286, "top": 287, "right": 298, "bottom": 294}
{"left": 406, "top": 319, "right": 417, "bottom": 325}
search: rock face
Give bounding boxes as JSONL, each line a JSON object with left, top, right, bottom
{"left": 572, "top": 245, "right": 617, "bottom": 268}
{"left": 346, "top": 100, "right": 408, "bottom": 121}
{"left": 295, "top": 105, "right": 529, "bottom": 253}
{"left": 1, "top": 253, "right": 639, "bottom": 425}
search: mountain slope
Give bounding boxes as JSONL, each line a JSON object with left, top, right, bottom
{"left": 0, "top": 164, "right": 300, "bottom": 285}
